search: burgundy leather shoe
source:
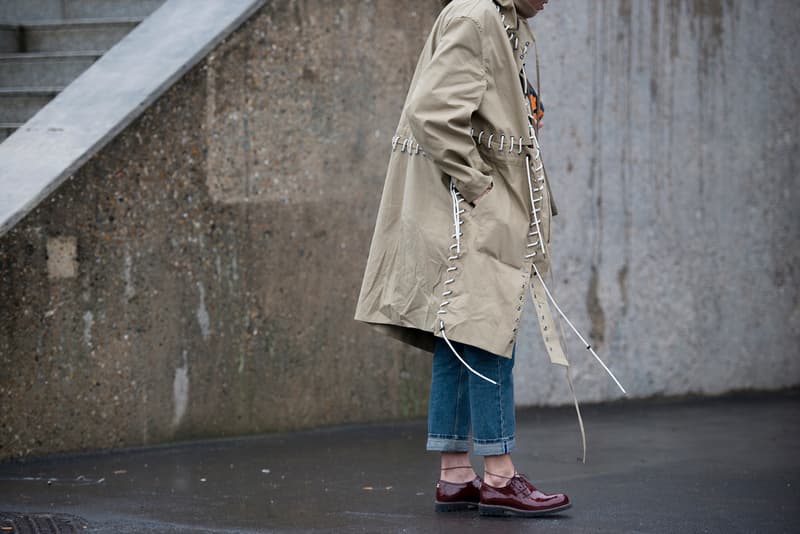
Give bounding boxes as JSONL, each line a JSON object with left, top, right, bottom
{"left": 479, "top": 474, "right": 571, "bottom": 517}
{"left": 434, "top": 476, "right": 482, "bottom": 512}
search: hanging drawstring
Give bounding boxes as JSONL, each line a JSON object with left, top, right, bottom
{"left": 532, "top": 263, "right": 628, "bottom": 395}
{"left": 440, "top": 320, "right": 498, "bottom": 386}
{"left": 528, "top": 261, "right": 627, "bottom": 463}
{"left": 526, "top": 146, "right": 625, "bottom": 462}
{"left": 565, "top": 366, "right": 587, "bottom": 462}
{"left": 487, "top": 7, "right": 625, "bottom": 462}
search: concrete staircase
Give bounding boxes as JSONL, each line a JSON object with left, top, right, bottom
{"left": 0, "top": 0, "right": 165, "bottom": 141}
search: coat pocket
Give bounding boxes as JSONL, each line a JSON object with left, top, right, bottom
{"left": 465, "top": 183, "right": 495, "bottom": 216}
{"left": 465, "top": 181, "right": 524, "bottom": 266}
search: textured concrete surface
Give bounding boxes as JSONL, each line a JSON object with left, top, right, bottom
{"left": 1, "top": 0, "right": 799, "bottom": 461}
{"left": 514, "top": 0, "right": 800, "bottom": 405}
{"left": 0, "top": 1, "right": 440, "bottom": 460}
{"left": 0, "top": 0, "right": 260, "bottom": 235}
{"left": 0, "top": 393, "right": 797, "bottom": 533}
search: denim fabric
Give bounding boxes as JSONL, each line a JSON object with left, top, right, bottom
{"left": 426, "top": 337, "right": 516, "bottom": 456}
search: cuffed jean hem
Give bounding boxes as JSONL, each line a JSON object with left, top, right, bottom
{"left": 426, "top": 436, "right": 471, "bottom": 453}
{"left": 472, "top": 436, "right": 516, "bottom": 456}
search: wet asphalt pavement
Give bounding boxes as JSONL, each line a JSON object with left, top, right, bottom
{"left": 0, "top": 392, "right": 798, "bottom": 533}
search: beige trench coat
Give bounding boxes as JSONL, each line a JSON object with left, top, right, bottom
{"left": 354, "top": 0, "right": 558, "bottom": 360}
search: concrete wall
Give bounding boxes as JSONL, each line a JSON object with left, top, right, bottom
{"left": 1, "top": 0, "right": 798, "bottom": 459}
{"left": 515, "top": 0, "right": 800, "bottom": 404}
{"left": 0, "top": 1, "right": 440, "bottom": 460}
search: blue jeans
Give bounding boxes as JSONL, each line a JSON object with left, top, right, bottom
{"left": 426, "top": 337, "right": 516, "bottom": 456}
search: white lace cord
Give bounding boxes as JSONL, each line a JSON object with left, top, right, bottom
{"left": 391, "top": 136, "right": 422, "bottom": 155}
{"left": 449, "top": 178, "right": 463, "bottom": 255}
{"left": 439, "top": 320, "right": 498, "bottom": 386}
{"left": 470, "top": 129, "right": 530, "bottom": 156}
{"left": 525, "top": 156, "right": 546, "bottom": 256}
{"left": 495, "top": 2, "right": 518, "bottom": 49}
{"left": 435, "top": 178, "right": 498, "bottom": 386}
{"left": 531, "top": 263, "right": 628, "bottom": 395}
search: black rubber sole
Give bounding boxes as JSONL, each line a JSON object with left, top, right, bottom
{"left": 434, "top": 501, "right": 479, "bottom": 512}
{"left": 478, "top": 502, "right": 572, "bottom": 517}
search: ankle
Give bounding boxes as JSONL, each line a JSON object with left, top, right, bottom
{"left": 483, "top": 471, "right": 512, "bottom": 488}
{"left": 439, "top": 465, "right": 477, "bottom": 483}
{"left": 483, "top": 470, "right": 515, "bottom": 488}
{"left": 440, "top": 452, "right": 474, "bottom": 482}
{"left": 482, "top": 455, "right": 516, "bottom": 488}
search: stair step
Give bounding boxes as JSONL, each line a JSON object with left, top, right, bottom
{"left": 17, "top": 17, "right": 144, "bottom": 52}
{"left": 64, "top": 0, "right": 166, "bottom": 20}
{"left": 0, "top": 0, "right": 165, "bottom": 22}
{"left": 0, "top": 85, "right": 64, "bottom": 93}
{"left": 0, "top": 121, "right": 23, "bottom": 141}
{"left": 0, "top": 1, "right": 62, "bottom": 23}
{"left": 0, "top": 50, "right": 101, "bottom": 86}
{"left": 0, "top": 86, "right": 62, "bottom": 122}
{"left": 0, "top": 24, "right": 18, "bottom": 52}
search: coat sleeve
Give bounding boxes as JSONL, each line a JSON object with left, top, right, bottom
{"left": 406, "top": 16, "right": 493, "bottom": 204}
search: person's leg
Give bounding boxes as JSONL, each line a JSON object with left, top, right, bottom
{"left": 427, "top": 337, "right": 476, "bottom": 483}
{"left": 460, "top": 344, "right": 571, "bottom": 516}
{"left": 461, "top": 343, "right": 517, "bottom": 487}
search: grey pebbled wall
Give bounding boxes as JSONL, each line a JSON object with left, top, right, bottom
{"left": 515, "top": 0, "right": 800, "bottom": 405}
{"left": 0, "top": 1, "right": 440, "bottom": 460}
{"left": 0, "top": 0, "right": 798, "bottom": 460}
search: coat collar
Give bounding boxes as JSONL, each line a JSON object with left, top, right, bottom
{"left": 492, "top": 0, "right": 534, "bottom": 72}
{"left": 494, "top": 0, "right": 519, "bottom": 28}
